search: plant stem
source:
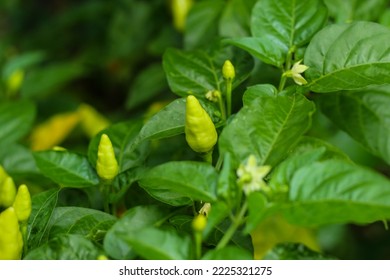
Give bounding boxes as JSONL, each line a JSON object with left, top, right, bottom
{"left": 278, "top": 74, "right": 287, "bottom": 92}
{"left": 216, "top": 201, "right": 248, "bottom": 250}
{"left": 218, "top": 94, "right": 227, "bottom": 121}
{"left": 202, "top": 150, "right": 213, "bottom": 164}
{"left": 100, "top": 181, "right": 113, "bottom": 214}
{"left": 21, "top": 223, "right": 28, "bottom": 257}
{"left": 194, "top": 232, "right": 202, "bottom": 259}
{"left": 278, "top": 45, "right": 295, "bottom": 92}
{"left": 226, "top": 80, "right": 233, "bottom": 117}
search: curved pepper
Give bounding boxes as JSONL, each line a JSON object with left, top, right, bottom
{"left": 12, "top": 184, "right": 32, "bottom": 223}
{"left": 96, "top": 134, "right": 119, "bottom": 181}
{"left": 0, "top": 207, "right": 23, "bottom": 260}
{"left": 185, "top": 95, "right": 218, "bottom": 154}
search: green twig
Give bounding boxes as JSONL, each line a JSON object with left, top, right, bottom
{"left": 226, "top": 80, "right": 233, "bottom": 117}
{"left": 216, "top": 201, "right": 248, "bottom": 249}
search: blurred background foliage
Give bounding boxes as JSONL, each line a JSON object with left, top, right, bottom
{"left": 0, "top": 0, "right": 390, "bottom": 259}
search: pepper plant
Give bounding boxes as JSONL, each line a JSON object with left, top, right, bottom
{"left": 1, "top": 0, "right": 390, "bottom": 260}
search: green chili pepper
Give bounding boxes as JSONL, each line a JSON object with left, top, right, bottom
{"left": 12, "top": 184, "right": 32, "bottom": 223}
{"left": 185, "top": 95, "right": 218, "bottom": 154}
{"left": 96, "top": 134, "right": 119, "bottom": 181}
{"left": 0, "top": 207, "right": 23, "bottom": 260}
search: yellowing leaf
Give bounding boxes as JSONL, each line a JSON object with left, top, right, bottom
{"left": 30, "top": 112, "right": 80, "bottom": 151}
{"left": 78, "top": 103, "right": 110, "bottom": 138}
{"left": 251, "top": 214, "right": 319, "bottom": 260}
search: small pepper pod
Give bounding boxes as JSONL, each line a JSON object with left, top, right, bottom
{"left": 0, "top": 207, "right": 23, "bottom": 260}
{"left": 185, "top": 95, "right": 218, "bottom": 154}
{"left": 12, "top": 184, "right": 32, "bottom": 223}
{"left": 96, "top": 134, "right": 119, "bottom": 181}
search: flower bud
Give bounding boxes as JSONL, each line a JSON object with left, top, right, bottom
{"left": 222, "top": 60, "right": 235, "bottom": 80}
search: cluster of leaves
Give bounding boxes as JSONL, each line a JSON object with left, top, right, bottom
{"left": 1, "top": 0, "right": 390, "bottom": 260}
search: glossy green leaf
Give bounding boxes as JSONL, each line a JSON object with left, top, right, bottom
{"left": 134, "top": 98, "right": 186, "bottom": 145}
{"left": 250, "top": 0, "right": 327, "bottom": 56}
{"left": 219, "top": 90, "right": 315, "bottom": 166}
{"left": 0, "top": 143, "right": 40, "bottom": 177}
{"left": 184, "top": 0, "right": 225, "bottom": 50}
{"left": 138, "top": 161, "right": 218, "bottom": 206}
{"left": 219, "top": 0, "right": 256, "bottom": 38}
{"left": 88, "top": 120, "right": 149, "bottom": 173}
{"left": 305, "top": 22, "right": 390, "bottom": 92}
{"left": 324, "top": 0, "right": 388, "bottom": 23}
{"left": 225, "top": 37, "right": 286, "bottom": 68}
{"left": 34, "top": 150, "right": 99, "bottom": 187}
{"left": 289, "top": 136, "right": 352, "bottom": 162}
{"left": 24, "top": 234, "right": 100, "bottom": 260}
{"left": 104, "top": 205, "right": 169, "bottom": 260}
{"left": 242, "top": 84, "right": 278, "bottom": 106}
{"left": 284, "top": 159, "right": 390, "bottom": 226}
{"left": 27, "top": 188, "right": 59, "bottom": 250}
{"left": 133, "top": 98, "right": 220, "bottom": 150}
{"left": 126, "top": 63, "right": 168, "bottom": 110}
{"left": 202, "top": 246, "right": 253, "bottom": 260}
{"left": 118, "top": 226, "right": 192, "bottom": 260}
{"left": 319, "top": 85, "right": 390, "bottom": 164}
{"left": 270, "top": 148, "right": 327, "bottom": 192}
{"left": 251, "top": 0, "right": 328, "bottom": 46}
{"left": 264, "top": 243, "right": 335, "bottom": 260}
{"left": 0, "top": 100, "right": 36, "bottom": 145}
{"left": 163, "top": 45, "right": 253, "bottom": 98}
{"left": 42, "top": 207, "right": 116, "bottom": 243}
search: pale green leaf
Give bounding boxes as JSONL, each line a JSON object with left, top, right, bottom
{"left": 319, "top": 85, "right": 390, "bottom": 164}
{"left": 33, "top": 151, "right": 99, "bottom": 187}
{"left": 138, "top": 161, "right": 218, "bottom": 206}
{"left": 305, "top": 22, "right": 390, "bottom": 92}
{"left": 285, "top": 159, "right": 390, "bottom": 226}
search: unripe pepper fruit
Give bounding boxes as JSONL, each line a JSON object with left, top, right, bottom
{"left": 12, "top": 184, "right": 32, "bottom": 223}
{"left": 0, "top": 207, "right": 23, "bottom": 260}
{"left": 185, "top": 95, "right": 218, "bottom": 154}
{"left": 96, "top": 134, "right": 119, "bottom": 181}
